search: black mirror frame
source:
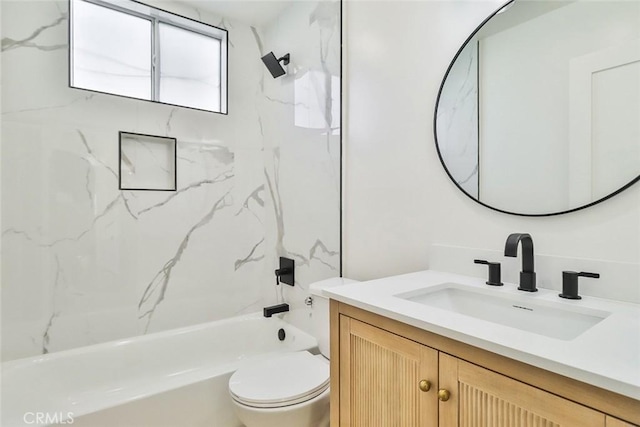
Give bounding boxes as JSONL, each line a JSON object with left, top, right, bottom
{"left": 433, "top": 0, "right": 640, "bottom": 217}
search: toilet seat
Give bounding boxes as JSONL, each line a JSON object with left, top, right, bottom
{"left": 229, "top": 351, "right": 329, "bottom": 409}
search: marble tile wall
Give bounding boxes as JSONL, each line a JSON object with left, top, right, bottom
{"left": 258, "top": 0, "right": 342, "bottom": 328}
{"left": 1, "top": 0, "right": 341, "bottom": 361}
{"left": 435, "top": 40, "right": 479, "bottom": 198}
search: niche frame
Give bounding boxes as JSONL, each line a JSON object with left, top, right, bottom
{"left": 118, "top": 131, "right": 177, "bottom": 191}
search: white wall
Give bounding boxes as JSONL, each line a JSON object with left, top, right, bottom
{"left": 343, "top": 0, "right": 640, "bottom": 304}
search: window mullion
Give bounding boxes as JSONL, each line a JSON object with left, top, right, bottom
{"left": 151, "top": 18, "right": 161, "bottom": 102}
{"left": 71, "top": 0, "right": 227, "bottom": 113}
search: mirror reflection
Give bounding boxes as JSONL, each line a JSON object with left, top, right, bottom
{"left": 435, "top": 0, "right": 640, "bottom": 215}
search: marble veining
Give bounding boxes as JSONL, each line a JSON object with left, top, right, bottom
{"left": 235, "top": 185, "right": 265, "bottom": 219}
{"left": 77, "top": 130, "right": 117, "bottom": 178}
{"left": 250, "top": 27, "right": 264, "bottom": 56}
{"left": 2, "top": 92, "right": 96, "bottom": 115}
{"left": 164, "top": 108, "right": 178, "bottom": 134}
{"left": 235, "top": 238, "right": 265, "bottom": 271}
{"left": 42, "top": 256, "right": 61, "bottom": 354}
{"left": 309, "top": 239, "right": 339, "bottom": 271}
{"left": 1, "top": 13, "right": 67, "bottom": 52}
{"left": 436, "top": 40, "right": 479, "bottom": 198}
{"left": 78, "top": 129, "right": 142, "bottom": 219}
{"left": 1, "top": 0, "right": 341, "bottom": 360}
{"left": 265, "top": 157, "right": 286, "bottom": 255}
{"left": 312, "top": 1, "right": 339, "bottom": 134}
{"left": 138, "top": 189, "right": 234, "bottom": 331}
{"left": 136, "top": 170, "right": 233, "bottom": 216}
{"left": 2, "top": 195, "right": 122, "bottom": 248}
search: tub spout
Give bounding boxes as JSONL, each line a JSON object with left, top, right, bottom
{"left": 263, "top": 303, "right": 289, "bottom": 317}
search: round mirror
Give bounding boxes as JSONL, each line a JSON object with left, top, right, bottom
{"left": 434, "top": 0, "right": 640, "bottom": 216}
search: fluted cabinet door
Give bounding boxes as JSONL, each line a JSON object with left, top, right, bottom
{"left": 606, "top": 416, "right": 637, "bottom": 427}
{"left": 338, "top": 316, "right": 438, "bottom": 427}
{"left": 438, "top": 354, "right": 606, "bottom": 427}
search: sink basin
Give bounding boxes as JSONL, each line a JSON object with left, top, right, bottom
{"left": 395, "top": 283, "right": 610, "bottom": 340}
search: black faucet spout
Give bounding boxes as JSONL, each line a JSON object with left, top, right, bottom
{"left": 264, "top": 303, "right": 289, "bottom": 317}
{"left": 504, "top": 233, "right": 537, "bottom": 292}
{"left": 504, "top": 233, "right": 534, "bottom": 272}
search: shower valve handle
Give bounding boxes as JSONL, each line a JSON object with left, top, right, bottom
{"left": 274, "top": 257, "right": 295, "bottom": 286}
{"left": 275, "top": 268, "right": 291, "bottom": 285}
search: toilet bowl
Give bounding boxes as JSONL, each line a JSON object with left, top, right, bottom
{"left": 228, "top": 277, "right": 357, "bottom": 427}
{"left": 229, "top": 351, "right": 330, "bottom": 427}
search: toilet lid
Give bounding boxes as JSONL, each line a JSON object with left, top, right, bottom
{"left": 229, "top": 352, "right": 329, "bottom": 408}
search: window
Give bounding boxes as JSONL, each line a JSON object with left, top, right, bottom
{"left": 70, "top": 0, "right": 227, "bottom": 114}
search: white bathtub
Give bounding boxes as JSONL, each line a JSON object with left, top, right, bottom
{"left": 1, "top": 313, "right": 318, "bottom": 427}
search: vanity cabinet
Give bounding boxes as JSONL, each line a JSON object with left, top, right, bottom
{"left": 338, "top": 317, "right": 439, "bottom": 426}
{"left": 330, "top": 301, "right": 640, "bottom": 427}
{"left": 439, "top": 354, "right": 603, "bottom": 426}
{"left": 607, "top": 417, "right": 637, "bottom": 427}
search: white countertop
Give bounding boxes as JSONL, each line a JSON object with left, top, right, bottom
{"left": 325, "top": 270, "right": 640, "bottom": 400}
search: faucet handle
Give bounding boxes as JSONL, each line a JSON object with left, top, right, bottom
{"left": 275, "top": 268, "right": 285, "bottom": 285}
{"left": 474, "top": 259, "right": 504, "bottom": 286}
{"left": 274, "top": 257, "right": 295, "bottom": 286}
{"left": 559, "top": 271, "right": 600, "bottom": 300}
{"left": 577, "top": 272, "right": 600, "bottom": 279}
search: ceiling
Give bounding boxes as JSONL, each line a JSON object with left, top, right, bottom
{"left": 475, "top": 0, "right": 574, "bottom": 40}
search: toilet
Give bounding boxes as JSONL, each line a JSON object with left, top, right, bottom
{"left": 228, "top": 277, "right": 357, "bottom": 427}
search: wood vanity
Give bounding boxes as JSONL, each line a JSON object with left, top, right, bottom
{"left": 329, "top": 300, "right": 640, "bottom": 426}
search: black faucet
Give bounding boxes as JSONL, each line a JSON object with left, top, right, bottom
{"left": 504, "top": 233, "right": 537, "bottom": 292}
{"left": 559, "top": 271, "right": 599, "bottom": 300}
{"left": 263, "top": 303, "right": 290, "bottom": 317}
{"left": 474, "top": 259, "right": 503, "bottom": 286}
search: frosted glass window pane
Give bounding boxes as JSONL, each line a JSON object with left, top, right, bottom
{"left": 72, "top": 0, "right": 151, "bottom": 99}
{"left": 159, "top": 23, "right": 221, "bottom": 111}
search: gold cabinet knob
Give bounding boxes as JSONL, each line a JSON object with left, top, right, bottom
{"left": 438, "top": 389, "right": 451, "bottom": 401}
{"left": 418, "top": 379, "right": 431, "bottom": 392}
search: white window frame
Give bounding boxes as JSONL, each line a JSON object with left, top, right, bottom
{"left": 69, "top": 0, "right": 228, "bottom": 114}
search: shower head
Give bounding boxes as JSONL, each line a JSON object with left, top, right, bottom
{"left": 261, "top": 52, "right": 290, "bottom": 78}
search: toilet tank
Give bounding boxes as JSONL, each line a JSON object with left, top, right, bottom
{"left": 309, "top": 277, "right": 358, "bottom": 358}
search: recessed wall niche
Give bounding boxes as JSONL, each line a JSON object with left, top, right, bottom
{"left": 119, "top": 132, "right": 177, "bottom": 191}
